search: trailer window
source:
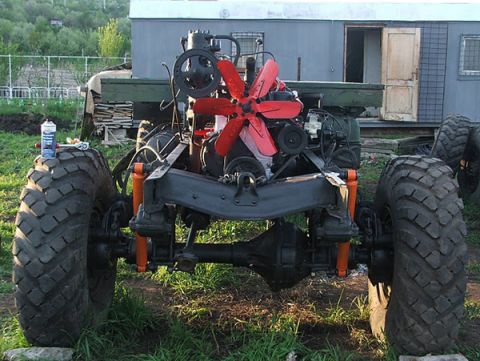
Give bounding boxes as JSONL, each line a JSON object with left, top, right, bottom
{"left": 459, "top": 35, "right": 480, "bottom": 76}
{"left": 231, "top": 32, "right": 264, "bottom": 68}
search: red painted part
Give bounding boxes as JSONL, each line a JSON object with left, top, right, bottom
{"left": 336, "top": 170, "right": 358, "bottom": 278}
{"left": 34, "top": 143, "right": 60, "bottom": 149}
{"left": 193, "top": 128, "right": 215, "bottom": 139}
{"left": 214, "top": 117, "right": 246, "bottom": 156}
{"left": 275, "top": 80, "right": 286, "bottom": 91}
{"left": 133, "top": 163, "right": 148, "bottom": 273}
{"left": 256, "top": 100, "right": 303, "bottom": 119}
{"left": 247, "top": 115, "right": 277, "bottom": 156}
{"left": 217, "top": 60, "right": 245, "bottom": 99}
{"left": 192, "top": 97, "right": 236, "bottom": 116}
{"left": 249, "top": 59, "right": 279, "bottom": 98}
{"left": 193, "top": 59, "right": 302, "bottom": 158}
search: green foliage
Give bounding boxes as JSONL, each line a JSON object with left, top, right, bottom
{"left": 464, "top": 200, "right": 480, "bottom": 245}
{"left": 0, "top": 125, "right": 479, "bottom": 360}
{"left": 0, "top": 0, "right": 130, "bottom": 56}
{"left": 459, "top": 346, "right": 480, "bottom": 361}
{"left": 74, "top": 284, "right": 157, "bottom": 361}
{"left": 0, "top": 317, "right": 29, "bottom": 354}
{"left": 0, "top": 98, "right": 81, "bottom": 121}
{"left": 0, "top": 42, "right": 22, "bottom": 84}
{"left": 307, "top": 344, "right": 359, "bottom": 361}
{"left": 465, "top": 299, "right": 480, "bottom": 320}
{"left": 98, "top": 18, "right": 126, "bottom": 57}
{"left": 467, "top": 262, "right": 480, "bottom": 274}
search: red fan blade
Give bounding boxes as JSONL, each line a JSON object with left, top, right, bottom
{"left": 193, "top": 98, "right": 236, "bottom": 116}
{"left": 215, "top": 117, "right": 246, "bottom": 157}
{"left": 249, "top": 59, "right": 279, "bottom": 99}
{"left": 217, "top": 60, "right": 245, "bottom": 100}
{"left": 247, "top": 115, "right": 277, "bottom": 156}
{"left": 257, "top": 100, "right": 302, "bottom": 119}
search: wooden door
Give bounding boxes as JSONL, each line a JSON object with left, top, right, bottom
{"left": 381, "top": 28, "right": 421, "bottom": 121}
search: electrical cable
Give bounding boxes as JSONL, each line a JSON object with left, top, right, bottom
{"left": 162, "top": 62, "right": 183, "bottom": 139}
{"left": 121, "top": 144, "right": 163, "bottom": 196}
{"left": 313, "top": 108, "right": 356, "bottom": 168}
{"left": 159, "top": 89, "right": 181, "bottom": 111}
{"left": 240, "top": 51, "right": 276, "bottom": 61}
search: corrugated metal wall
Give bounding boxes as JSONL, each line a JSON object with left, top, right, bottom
{"left": 444, "top": 22, "right": 480, "bottom": 122}
{"left": 390, "top": 22, "right": 449, "bottom": 122}
{"left": 131, "top": 19, "right": 345, "bottom": 82}
{"left": 131, "top": 18, "right": 480, "bottom": 122}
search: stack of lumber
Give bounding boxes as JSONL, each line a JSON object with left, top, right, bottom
{"left": 92, "top": 94, "right": 133, "bottom": 130}
{"left": 361, "top": 138, "right": 399, "bottom": 155}
{"left": 360, "top": 136, "right": 434, "bottom": 156}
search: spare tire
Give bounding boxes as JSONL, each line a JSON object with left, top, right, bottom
{"left": 431, "top": 114, "right": 471, "bottom": 172}
{"left": 13, "top": 148, "right": 117, "bottom": 346}
{"left": 458, "top": 126, "right": 480, "bottom": 202}
{"left": 369, "top": 155, "right": 467, "bottom": 354}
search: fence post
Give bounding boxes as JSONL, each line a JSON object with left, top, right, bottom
{"left": 8, "top": 54, "right": 12, "bottom": 99}
{"left": 47, "top": 56, "right": 51, "bottom": 98}
{"left": 0, "top": 54, "right": 131, "bottom": 100}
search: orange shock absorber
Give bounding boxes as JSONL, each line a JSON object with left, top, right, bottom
{"left": 133, "top": 163, "right": 148, "bottom": 272}
{"left": 336, "top": 169, "right": 358, "bottom": 277}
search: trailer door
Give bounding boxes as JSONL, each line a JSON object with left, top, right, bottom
{"left": 381, "top": 28, "right": 421, "bottom": 121}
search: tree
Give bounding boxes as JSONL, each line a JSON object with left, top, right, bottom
{"left": 98, "top": 18, "right": 125, "bottom": 57}
{"left": 0, "top": 41, "right": 23, "bottom": 86}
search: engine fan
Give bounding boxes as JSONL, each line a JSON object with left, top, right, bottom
{"left": 193, "top": 59, "right": 304, "bottom": 158}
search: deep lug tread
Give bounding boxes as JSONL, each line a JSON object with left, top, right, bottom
{"left": 370, "top": 155, "right": 467, "bottom": 355}
{"left": 431, "top": 114, "right": 471, "bottom": 172}
{"left": 13, "top": 148, "right": 116, "bottom": 346}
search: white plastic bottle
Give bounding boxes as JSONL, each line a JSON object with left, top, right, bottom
{"left": 41, "top": 119, "right": 57, "bottom": 159}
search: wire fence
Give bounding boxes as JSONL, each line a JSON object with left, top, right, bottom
{"left": 0, "top": 55, "right": 130, "bottom": 99}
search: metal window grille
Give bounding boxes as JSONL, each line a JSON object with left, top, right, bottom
{"left": 231, "top": 32, "right": 264, "bottom": 68}
{"left": 459, "top": 35, "right": 480, "bottom": 76}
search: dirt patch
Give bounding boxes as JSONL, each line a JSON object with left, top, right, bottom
{"left": 0, "top": 113, "right": 72, "bottom": 135}
{"left": 0, "top": 293, "right": 14, "bottom": 318}
{"left": 124, "top": 272, "right": 375, "bottom": 356}
{"left": 123, "top": 259, "right": 480, "bottom": 358}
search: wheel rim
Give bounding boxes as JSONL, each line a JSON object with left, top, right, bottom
{"left": 458, "top": 151, "right": 480, "bottom": 195}
{"left": 87, "top": 207, "right": 117, "bottom": 315}
{"left": 370, "top": 205, "right": 394, "bottom": 285}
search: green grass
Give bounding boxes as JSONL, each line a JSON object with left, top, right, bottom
{"left": 148, "top": 220, "right": 267, "bottom": 295}
{"left": 0, "top": 317, "right": 29, "bottom": 354}
{"left": 0, "top": 281, "right": 384, "bottom": 360}
{"left": 465, "top": 300, "right": 480, "bottom": 320}
{"left": 464, "top": 200, "right": 480, "bottom": 245}
{"left": 0, "top": 99, "right": 82, "bottom": 122}
{"left": 357, "top": 157, "right": 389, "bottom": 202}
{"left": 74, "top": 284, "right": 159, "bottom": 361}
{"left": 467, "top": 262, "right": 480, "bottom": 274}
{"left": 460, "top": 347, "right": 480, "bottom": 361}
{"left": 0, "top": 125, "right": 479, "bottom": 360}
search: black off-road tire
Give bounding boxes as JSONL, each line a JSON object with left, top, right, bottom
{"left": 135, "top": 120, "right": 175, "bottom": 162}
{"left": 136, "top": 120, "right": 156, "bottom": 151}
{"left": 13, "top": 148, "right": 117, "bottom": 346}
{"left": 431, "top": 114, "right": 471, "bottom": 172}
{"left": 369, "top": 155, "right": 467, "bottom": 355}
{"left": 458, "top": 126, "right": 480, "bottom": 202}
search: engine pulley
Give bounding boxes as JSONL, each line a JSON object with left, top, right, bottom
{"left": 224, "top": 156, "right": 266, "bottom": 178}
{"left": 277, "top": 124, "right": 308, "bottom": 155}
{"left": 173, "top": 48, "right": 221, "bottom": 98}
